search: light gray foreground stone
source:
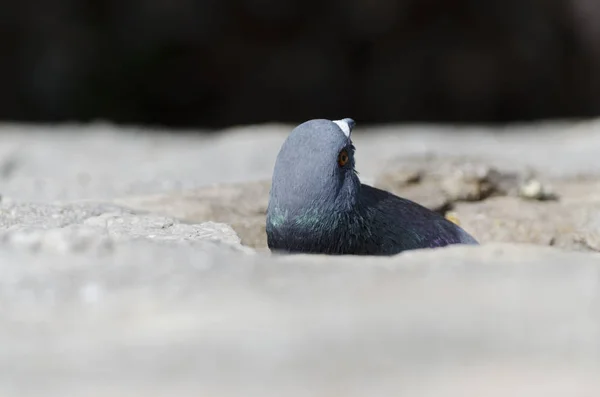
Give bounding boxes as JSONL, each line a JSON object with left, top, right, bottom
{"left": 0, "top": 243, "right": 599, "bottom": 396}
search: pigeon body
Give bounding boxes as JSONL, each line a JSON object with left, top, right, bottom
{"left": 266, "top": 118, "right": 478, "bottom": 255}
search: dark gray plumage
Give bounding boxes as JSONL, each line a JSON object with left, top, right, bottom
{"left": 266, "top": 118, "right": 479, "bottom": 255}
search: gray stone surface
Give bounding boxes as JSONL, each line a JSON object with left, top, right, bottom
{"left": 0, "top": 201, "right": 245, "bottom": 254}
{"left": 2, "top": 119, "right": 600, "bottom": 395}
{"left": 1, "top": 243, "right": 600, "bottom": 396}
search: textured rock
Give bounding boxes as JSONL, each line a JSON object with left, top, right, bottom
{"left": 114, "top": 181, "right": 270, "bottom": 250}
{"left": 0, "top": 201, "right": 246, "bottom": 254}
{"left": 106, "top": 152, "right": 598, "bottom": 251}
{"left": 374, "top": 154, "right": 539, "bottom": 206}
{"left": 109, "top": 155, "right": 600, "bottom": 251}
{"left": 441, "top": 176, "right": 600, "bottom": 251}
{"left": 1, "top": 121, "right": 600, "bottom": 396}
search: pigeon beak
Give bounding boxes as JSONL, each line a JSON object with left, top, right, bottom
{"left": 333, "top": 118, "right": 356, "bottom": 138}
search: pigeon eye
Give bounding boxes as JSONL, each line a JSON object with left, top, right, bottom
{"left": 337, "top": 149, "right": 349, "bottom": 167}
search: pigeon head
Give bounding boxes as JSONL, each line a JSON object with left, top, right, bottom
{"left": 267, "top": 118, "right": 361, "bottom": 225}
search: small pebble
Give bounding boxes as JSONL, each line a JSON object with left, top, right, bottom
{"left": 519, "top": 179, "right": 549, "bottom": 200}
{"left": 444, "top": 211, "right": 461, "bottom": 226}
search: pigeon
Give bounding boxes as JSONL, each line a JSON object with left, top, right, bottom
{"left": 265, "top": 118, "right": 479, "bottom": 255}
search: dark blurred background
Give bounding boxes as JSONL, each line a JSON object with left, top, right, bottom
{"left": 2, "top": 0, "right": 600, "bottom": 129}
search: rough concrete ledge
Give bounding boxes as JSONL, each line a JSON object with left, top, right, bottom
{"left": 1, "top": 120, "right": 600, "bottom": 396}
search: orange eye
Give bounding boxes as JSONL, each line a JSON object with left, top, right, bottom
{"left": 337, "top": 149, "right": 349, "bottom": 167}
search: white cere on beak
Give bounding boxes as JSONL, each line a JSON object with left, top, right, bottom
{"left": 333, "top": 119, "right": 352, "bottom": 138}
